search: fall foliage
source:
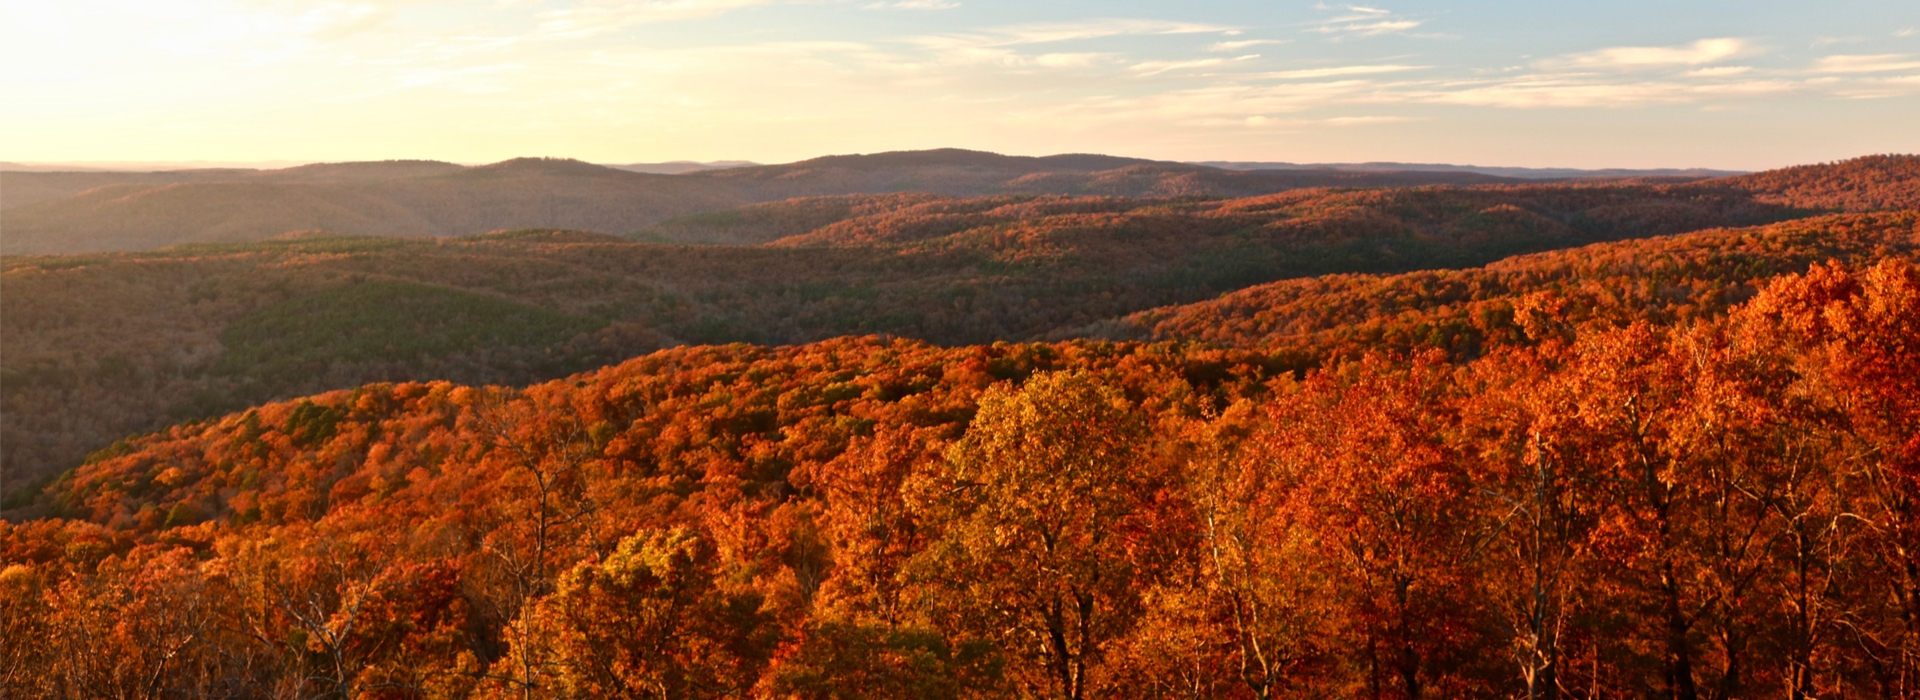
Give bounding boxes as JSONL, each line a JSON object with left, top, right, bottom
{"left": 0, "top": 255, "right": 1914, "bottom": 696}
{"left": 2, "top": 153, "right": 1919, "bottom": 698}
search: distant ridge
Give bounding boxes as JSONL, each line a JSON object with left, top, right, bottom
{"left": 0, "top": 160, "right": 310, "bottom": 172}
{"left": 609, "top": 160, "right": 761, "bottom": 174}
{"left": 253, "top": 160, "right": 465, "bottom": 182}
{"left": 774, "top": 148, "right": 1169, "bottom": 172}
{"left": 1193, "top": 160, "right": 1748, "bottom": 180}
{"left": 13, "top": 150, "right": 1911, "bottom": 256}
{"left": 1, "top": 150, "right": 1516, "bottom": 255}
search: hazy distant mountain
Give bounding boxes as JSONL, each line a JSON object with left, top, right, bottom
{"left": 0, "top": 160, "right": 310, "bottom": 172}
{"left": 0, "top": 169, "right": 261, "bottom": 210}
{"left": 1, "top": 158, "right": 747, "bottom": 255}
{"left": 21, "top": 149, "right": 1901, "bottom": 257}
{"left": 676, "top": 148, "right": 1517, "bottom": 201}
{"left": 1193, "top": 160, "right": 1748, "bottom": 179}
{"left": 2, "top": 150, "right": 1515, "bottom": 255}
{"left": 609, "top": 160, "right": 761, "bottom": 174}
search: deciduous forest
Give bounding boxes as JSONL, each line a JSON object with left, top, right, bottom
{"left": 1, "top": 153, "right": 1918, "bottom": 698}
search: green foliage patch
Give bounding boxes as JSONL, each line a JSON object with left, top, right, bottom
{"left": 156, "top": 233, "right": 413, "bottom": 257}
{"left": 217, "top": 279, "right": 604, "bottom": 381}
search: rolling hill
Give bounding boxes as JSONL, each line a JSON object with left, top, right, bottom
{"left": 2, "top": 150, "right": 1527, "bottom": 255}
{"left": 3, "top": 255, "right": 1913, "bottom": 698}
{"left": 0, "top": 160, "right": 1889, "bottom": 490}
{"left": 1103, "top": 211, "right": 1920, "bottom": 356}
{"left": 0, "top": 159, "right": 747, "bottom": 255}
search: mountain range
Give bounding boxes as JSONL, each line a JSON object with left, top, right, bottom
{"left": 4, "top": 149, "right": 1745, "bottom": 255}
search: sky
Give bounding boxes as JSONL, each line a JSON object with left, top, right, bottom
{"left": 3, "top": 0, "right": 1918, "bottom": 169}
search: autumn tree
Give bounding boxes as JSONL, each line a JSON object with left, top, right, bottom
{"left": 1258, "top": 355, "right": 1490, "bottom": 699}
{"left": 465, "top": 386, "right": 613, "bottom": 700}
{"left": 1734, "top": 259, "right": 1920, "bottom": 694}
{"left": 1143, "top": 401, "right": 1334, "bottom": 700}
{"left": 482, "top": 527, "right": 777, "bottom": 700}
{"left": 920, "top": 370, "right": 1168, "bottom": 700}
{"left": 0, "top": 562, "right": 52, "bottom": 698}
{"left": 1462, "top": 348, "right": 1609, "bottom": 700}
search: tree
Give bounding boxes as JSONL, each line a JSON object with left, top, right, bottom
{"left": 1734, "top": 259, "right": 1920, "bottom": 695}
{"left": 482, "top": 527, "right": 777, "bottom": 700}
{"left": 1464, "top": 349, "right": 1606, "bottom": 700}
{"left": 1171, "top": 401, "right": 1334, "bottom": 700}
{"left": 921, "top": 370, "right": 1167, "bottom": 700}
{"left": 1261, "top": 355, "right": 1487, "bottom": 699}
{"left": 0, "top": 562, "right": 52, "bottom": 698}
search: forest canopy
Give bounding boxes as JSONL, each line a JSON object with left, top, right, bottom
{"left": 2, "top": 153, "right": 1918, "bottom": 698}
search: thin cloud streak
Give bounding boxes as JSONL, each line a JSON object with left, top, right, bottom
{"left": 1209, "top": 39, "right": 1286, "bottom": 52}
{"left": 1259, "top": 64, "right": 1426, "bottom": 79}
{"left": 866, "top": 0, "right": 960, "bottom": 9}
{"left": 1812, "top": 54, "right": 1920, "bottom": 73}
{"left": 1557, "top": 38, "right": 1754, "bottom": 69}
{"left": 536, "top": 0, "right": 774, "bottom": 38}
{"left": 1306, "top": 4, "right": 1427, "bottom": 39}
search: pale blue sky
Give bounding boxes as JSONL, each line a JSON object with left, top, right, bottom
{"left": 3, "top": 0, "right": 1917, "bottom": 168}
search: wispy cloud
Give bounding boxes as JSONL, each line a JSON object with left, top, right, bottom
{"left": 1260, "top": 64, "right": 1426, "bottom": 80}
{"left": 906, "top": 18, "right": 1238, "bottom": 69}
{"left": 979, "top": 19, "right": 1238, "bottom": 46}
{"left": 1323, "top": 115, "right": 1417, "bottom": 125}
{"left": 1686, "top": 66, "right": 1752, "bottom": 77}
{"left": 1131, "top": 58, "right": 1227, "bottom": 76}
{"left": 865, "top": 0, "right": 958, "bottom": 9}
{"left": 1031, "top": 52, "right": 1106, "bottom": 68}
{"left": 1131, "top": 55, "right": 1263, "bottom": 77}
{"left": 1208, "top": 39, "right": 1285, "bottom": 52}
{"left": 537, "top": 0, "right": 773, "bottom": 38}
{"left": 1557, "top": 38, "right": 1754, "bottom": 69}
{"left": 1422, "top": 76, "right": 1796, "bottom": 108}
{"left": 1307, "top": 4, "right": 1425, "bottom": 38}
{"left": 1811, "top": 54, "right": 1920, "bottom": 73}
{"left": 1230, "top": 114, "right": 1415, "bottom": 128}
{"left": 1829, "top": 73, "right": 1920, "bottom": 99}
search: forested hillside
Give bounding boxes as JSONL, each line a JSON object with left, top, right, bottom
{"left": 2, "top": 153, "right": 1918, "bottom": 699}
{"left": 3, "top": 258, "right": 1914, "bottom": 698}
{"left": 1719, "top": 154, "right": 1920, "bottom": 211}
{"left": 1113, "top": 211, "right": 1920, "bottom": 356}
{"left": 0, "top": 179, "right": 1816, "bottom": 488}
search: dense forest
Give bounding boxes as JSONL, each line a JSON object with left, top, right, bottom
{"left": 1, "top": 153, "right": 1917, "bottom": 698}
{"left": 2, "top": 171, "right": 1854, "bottom": 491}
{"left": 2, "top": 258, "right": 1916, "bottom": 698}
